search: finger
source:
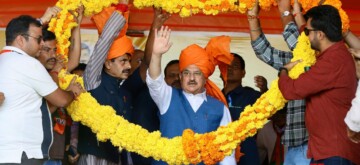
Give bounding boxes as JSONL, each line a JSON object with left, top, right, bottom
{"left": 165, "top": 28, "right": 171, "bottom": 40}
{"left": 154, "top": 28, "right": 158, "bottom": 37}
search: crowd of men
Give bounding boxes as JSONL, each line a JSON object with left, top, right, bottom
{"left": 0, "top": 0, "right": 360, "bottom": 164}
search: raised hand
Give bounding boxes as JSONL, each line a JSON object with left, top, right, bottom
{"left": 247, "top": 0, "right": 259, "bottom": 16}
{"left": 254, "top": 75, "right": 268, "bottom": 93}
{"left": 74, "top": 5, "right": 84, "bottom": 24}
{"left": 40, "top": 6, "right": 61, "bottom": 24}
{"left": 152, "top": 26, "right": 172, "bottom": 57}
{"left": 152, "top": 7, "right": 171, "bottom": 29}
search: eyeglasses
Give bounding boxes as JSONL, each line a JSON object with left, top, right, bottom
{"left": 21, "top": 34, "right": 43, "bottom": 44}
{"left": 181, "top": 70, "right": 202, "bottom": 78}
{"left": 41, "top": 46, "right": 57, "bottom": 54}
{"left": 304, "top": 27, "right": 318, "bottom": 36}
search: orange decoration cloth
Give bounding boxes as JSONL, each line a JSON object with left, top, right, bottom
{"left": 92, "top": 5, "right": 134, "bottom": 60}
{"left": 179, "top": 36, "right": 233, "bottom": 106}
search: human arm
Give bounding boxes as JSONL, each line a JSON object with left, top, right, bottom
{"left": 67, "top": 6, "right": 84, "bottom": 72}
{"left": 344, "top": 80, "right": 360, "bottom": 143}
{"left": 146, "top": 26, "right": 173, "bottom": 114}
{"left": 277, "top": 0, "right": 294, "bottom": 28}
{"left": 278, "top": 55, "right": 342, "bottom": 100}
{"left": 344, "top": 31, "right": 360, "bottom": 49}
{"left": 292, "top": 0, "right": 306, "bottom": 30}
{"left": 139, "top": 8, "right": 171, "bottom": 81}
{"left": 45, "top": 76, "right": 84, "bottom": 108}
{"left": 83, "top": 12, "right": 126, "bottom": 91}
{"left": 248, "top": 0, "right": 293, "bottom": 70}
{"left": 39, "top": 6, "right": 61, "bottom": 25}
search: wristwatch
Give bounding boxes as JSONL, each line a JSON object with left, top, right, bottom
{"left": 282, "top": 11, "right": 290, "bottom": 17}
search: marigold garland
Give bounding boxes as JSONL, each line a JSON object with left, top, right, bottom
{"left": 51, "top": 0, "right": 349, "bottom": 164}
{"left": 133, "top": 0, "right": 350, "bottom": 32}
{"left": 58, "top": 33, "right": 315, "bottom": 164}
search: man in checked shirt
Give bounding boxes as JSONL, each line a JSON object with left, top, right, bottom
{"left": 246, "top": 0, "right": 310, "bottom": 164}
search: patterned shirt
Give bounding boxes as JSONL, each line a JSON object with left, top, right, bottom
{"left": 84, "top": 12, "right": 125, "bottom": 91}
{"left": 251, "top": 22, "right": 308, "bottom": 147}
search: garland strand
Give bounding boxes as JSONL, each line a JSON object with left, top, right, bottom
{"left": 50, "top": 0, "right": 349, "bottom": 164}
{"left": 58, "top": 33, "right": 314, "bottom": 164}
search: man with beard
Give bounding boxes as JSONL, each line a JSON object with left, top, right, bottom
{"left": 278, "top": 5, "right": 360, "bottom": 164}
{"left": 222, "top": 53, "right": 268, "bottom": 165}
{"left": 147, "top": 27, "right": 236, "bottom": 164}
{"left": 35, "top": 6, "right": 83, "bottom": 165}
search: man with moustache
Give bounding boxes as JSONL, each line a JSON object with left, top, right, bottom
{"left": 278, "top": 5, "right": 360, "bottom": 164}
{"left": 147, "top": 27, "right": 236, "bottom": 164}
{"left": 76, "top": 2, "right": 156, "bottom": 164}
{"left": 0, "top": 14, "right": 82, "bottom": 164}
{"left": 35, "top": 6, "right": 83, "bottom": 165}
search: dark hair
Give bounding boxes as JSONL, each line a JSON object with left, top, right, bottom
{"left": 304, "top": 5, "right": 342, "bottom": 42}
{"left": 71, "top": 63, "right": 87, "bottom": 73}
{"left": 6, "top": 15, "right": 42, "bottom": 45}
{"left": 42, "top": 26, "right": 56, "bottom": 41}
{"left": 231, "top": 53, "right": 245, "bottom": 70}
{"left": 164, "top": 60, "right": 179, "bottom": 76}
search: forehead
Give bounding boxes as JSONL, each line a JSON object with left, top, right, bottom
{"left": 183, "top": 64, "right": 201, "bottom": 72}
{"left": 116, "top": 54, "right": 131, "bottom": 60}
{"left": 166, "top": 63, "right": 179, "bottom": 73}
{"left": 43, "top": 40, "right": 57, "bottom": 47}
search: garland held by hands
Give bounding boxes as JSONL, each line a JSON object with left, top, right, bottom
{"left": 50, "top": 0, "right": 349, "bottom": 164}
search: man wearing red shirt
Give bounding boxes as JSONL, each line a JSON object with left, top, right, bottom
{"left": 278, "top": 5, "right": 360, "bottom": 165}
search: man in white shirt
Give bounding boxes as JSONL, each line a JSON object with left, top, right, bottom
{"left": 146, "top": 26, "right": 236, "bottom": 164}
{"left": 0, "top": 15, "right": 82, "bottom": 164}
{"left": 345, "top": 48, "right": 360, "bottom": 144}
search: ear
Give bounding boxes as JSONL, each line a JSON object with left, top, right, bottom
{"left": 241, "top": 70, "right": 246, "bottom": 78}
{"left": 104, "top": 60, "right": 112, "bottom": 70}
{"left": 15, "top": 35, "right": 25, "bottom": 47}
{"left": 318, "top": 31, "right": 326, "bottom": 40}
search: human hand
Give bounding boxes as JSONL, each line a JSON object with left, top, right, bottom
{"left": 349, "top": 48, "right": 360, "bottom": 60}
{"left": 74, "top": 5, "right": 84, "bottom": 24}
{"left": 284, "top": 59, "right": 302, "bottom": 70}
{"left": 254, "top": 75, "right": 268, "bottom": 93}
{"left": 40, "top": 6, "right": 61, "bottom": 24}
{"left": 277, "top": 0, "right": 291, "bottom": 12}
{"left": 152, "top": 26, "right": 172, "bottom": 56}
{"left": 0, "top": 92, "right": 5, "bottom": 106}
{"left": 247, "top": 0, "right": 260, "bottom": 16}
{"left": 66, "top": 77, "right": 85, "bottom": 97}
{"left": 67, "top": 145, "right": 80, "bottom": 164}
{"left": 152, "top": 7, "right": 171, "bottom": 30}
{"left": 347, "top": 127, "right": 360, "bottom": 143}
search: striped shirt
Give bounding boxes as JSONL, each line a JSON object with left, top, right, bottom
{"left": 251, "top": 22, "right": 308, "bottom": 147}
{"left": 84, "top": 12, "right": 126, "bottom": 91}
